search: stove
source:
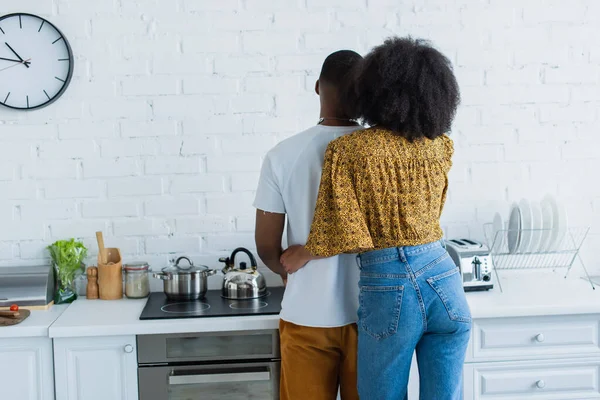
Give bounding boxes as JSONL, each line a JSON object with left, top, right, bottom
{"left": 139, "top": 286, "right": 284, "bottom": 320}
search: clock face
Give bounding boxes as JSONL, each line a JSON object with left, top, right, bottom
{"left": 0, "top": 13, "right": 73, "bottom": 110}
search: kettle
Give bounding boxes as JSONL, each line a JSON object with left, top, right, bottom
{"left": 219, "top": 247, "right": 267, "bottom": 299}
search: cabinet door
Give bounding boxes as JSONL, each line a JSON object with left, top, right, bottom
{"left": 54, "top": 335, "right": 138, "bottom": 400}
{"left": 0, "top": 337, "right": 54, "bottom": 400}
{"left": 464, "top": 358, "right": 600, "bottom": 400}
{"left": 469, "top": 315, "right": 600, "bottom": 362}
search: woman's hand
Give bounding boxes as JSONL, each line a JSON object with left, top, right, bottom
{"left": 280, "top": 245, "right": 316, "bottom": 274}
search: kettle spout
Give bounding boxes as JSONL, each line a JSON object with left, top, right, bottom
{"left": 218, "top": 256, "right": 232, "bottom": 274}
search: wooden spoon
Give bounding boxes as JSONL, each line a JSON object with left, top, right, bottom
{"left": 96, "top": 231, "right": 107, "bottom": 264}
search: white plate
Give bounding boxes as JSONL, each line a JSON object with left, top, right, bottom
{"left": 492, "top": 213, "right": 504, "bottom": 251}
{"left": 543, "top": 194, "right": 568, "bottom": 252}
{"left": 555, "top": 201, "right": 568, "bottom": 250}
{"left": 539, "top": 197, "right": 554, "bottom": 251}
{"left": 528, "top": 201, "right": 543, "bottom": 253}
{"left": 507, "top": 203, "right": 521, "bottom": 254}
{"left": 518, "top": 199, "right": 533, "bottom": 253}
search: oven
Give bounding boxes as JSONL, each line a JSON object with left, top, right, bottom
{"left": 137, "top": 329, "right": 280, "bottom": 400}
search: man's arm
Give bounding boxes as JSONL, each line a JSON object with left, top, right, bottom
{"left": 255, "top": 209, "right": 287, "bottom": 282}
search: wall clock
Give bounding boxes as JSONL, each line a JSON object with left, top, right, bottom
{"left": 0, "top": 13, "right": 74, "bottom": 110}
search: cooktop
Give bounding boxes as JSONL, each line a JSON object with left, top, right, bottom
{"left": 139, "top": 286, "right": 285, "bottom": 320}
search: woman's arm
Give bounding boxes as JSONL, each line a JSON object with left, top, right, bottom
{"left": 305, "top": 140, "right": 373, "bottom": 258}
{"left": 280, "top": 245, "right": 323, "bottom": 274}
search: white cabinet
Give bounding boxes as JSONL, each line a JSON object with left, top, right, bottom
{"left": 465, "top": 314, "right": 600, "bottom": 400}
{"left": 407, "top": 354, "right": 419, "bottom": 400}
{"left": 0, "top": 337, "right": 55, "bottom": 400}
{"left": 464, "top": 359, "right": 600, "bottom": 400}
{"left": 54, "top": 335, "right": 138, "bottom": 400}
{"left": 469, "top": 315, "right": 600, "bottom": 362}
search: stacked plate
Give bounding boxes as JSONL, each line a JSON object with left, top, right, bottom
{"left": 491, "top": 194, "right": 568, "bottom": 254}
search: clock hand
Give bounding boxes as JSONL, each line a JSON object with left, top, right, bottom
{"left": 4, "top": 42, "right": 29, "bottom": 69}
{"left": 0, "top": 56, "right": 23, "bottom": 63}
{"left": 0, "top": 58, "right": 31, "bottom": 72}
{"left": 0, "top": 53, "right": 31, "bottom": 67}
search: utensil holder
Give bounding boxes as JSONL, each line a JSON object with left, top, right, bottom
{"left": 98, "top": 248, "right": 123, "bottom": 300}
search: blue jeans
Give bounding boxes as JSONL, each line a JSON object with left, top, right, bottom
{"left": 357, "top": 241, "right": 471, "bottom": 400}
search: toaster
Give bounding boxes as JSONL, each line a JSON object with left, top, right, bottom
{"left": 445, "top": 239, "right": 493, "bottom": 292}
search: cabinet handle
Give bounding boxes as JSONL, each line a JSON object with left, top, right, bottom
{"left": 124, "top": 345, "right": 134, "bottom": 353}
{"left": 535, "top": 334, "right": 545, "bottom": 343}
{"left": 536, "top": 380, "right": 546, "bottom": 389}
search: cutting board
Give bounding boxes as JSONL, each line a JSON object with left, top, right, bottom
{"left": 0, "top": 310, "right": 31, "bottom": 327}
{"left": 0, "top": 301, "right": 53, "bottom": 311}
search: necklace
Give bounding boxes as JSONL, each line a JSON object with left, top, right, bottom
{"left": 318, "top": 117, "right": 358, "bottom": 125}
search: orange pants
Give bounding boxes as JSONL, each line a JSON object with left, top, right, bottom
{"left": 279, "top": 320, "right": 359, "bottom": 400}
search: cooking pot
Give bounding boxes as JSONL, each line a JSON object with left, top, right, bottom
{"left": 153, "top": 256, "right": 216, "bottom": 301}
{"left": 219, "top": 247, "right": 267, "bottom": 299}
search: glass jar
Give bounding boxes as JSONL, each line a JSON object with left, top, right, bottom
{"left": 124, "top": 262, "right": 150, "bottom": 299}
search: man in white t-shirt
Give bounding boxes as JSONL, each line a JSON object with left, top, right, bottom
{"left": 253, "top": 50, "right": 363, "bottom": 400}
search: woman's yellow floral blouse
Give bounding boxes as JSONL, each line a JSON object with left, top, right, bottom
{"left": 306, "top": 128, "right": 453, "bottom": 257}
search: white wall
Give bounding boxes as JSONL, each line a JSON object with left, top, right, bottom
{"left": 0, "top": 0, "right": 598, "bottom": 277}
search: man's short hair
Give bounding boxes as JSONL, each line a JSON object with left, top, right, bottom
{"left": 319, "top": 50, "right": 363, "bottom": 90}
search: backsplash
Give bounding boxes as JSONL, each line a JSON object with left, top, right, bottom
{"left": 0, "top": 0, "right": 598, "bottom": 274}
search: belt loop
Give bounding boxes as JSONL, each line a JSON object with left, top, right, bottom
{"left": 356, "top": 254, "right": 362, "bottom": 269}
{"left": 397, "top": 246, "right": 407, "bottom": 263}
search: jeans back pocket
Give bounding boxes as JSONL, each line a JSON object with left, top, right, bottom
{"left": 427, "top": 268, "right": 471, "bottom": 323}
{"left": 358, "top": 285, "right": 404, "bottom": 340}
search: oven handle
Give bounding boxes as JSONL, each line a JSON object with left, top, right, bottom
{"left": 169, "top": 370, "right": 271, "bottom": 385}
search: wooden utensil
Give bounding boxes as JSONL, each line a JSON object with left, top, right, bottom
{"left": 96, "top": 231, "right": 107, "bottom": 264}
{"left": 0, "top": 309, "right": 30, "bottom": 327}
{"left": 98, "top": 248, "right": 123, "bottom": 300}
{"left": 0, "top": 310, "right": 20, "bottom": 318}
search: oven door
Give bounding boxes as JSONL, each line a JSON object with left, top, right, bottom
{"left": 139, "top": 361, "right": 280, "bottom": 400}
{"left": 137, "top": 330, "right": 280, "bottom": 364}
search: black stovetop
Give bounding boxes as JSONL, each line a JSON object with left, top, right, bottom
{"left": 139, "top": 287, "right": 284, "bottom": 320}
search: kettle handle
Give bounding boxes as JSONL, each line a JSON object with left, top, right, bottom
{"left": 230, "top": 247, "right": 258, "bottom": 269}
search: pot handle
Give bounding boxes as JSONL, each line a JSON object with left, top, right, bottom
{"left": 153, "top": 272, "right": 171, "bottom": 281}
{"left": 196, "top": 265, "right": 217, "bottom": 276}
{"left": 175, "top": 256, "right": 193, "bottom": 269}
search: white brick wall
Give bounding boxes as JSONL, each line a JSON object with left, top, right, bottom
{"left": 1, "top": 0, "right": 599, "bottom": 278}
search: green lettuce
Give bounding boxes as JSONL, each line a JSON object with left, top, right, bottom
{"left": 47, "top": 239, "right": 87, "bottom": 301}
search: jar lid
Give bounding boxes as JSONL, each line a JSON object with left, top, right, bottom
{"left": 124, "top": 262, "right": 150, "bottom": 271}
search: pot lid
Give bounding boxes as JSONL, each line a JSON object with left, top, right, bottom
{"left": 161, "top": 264, "right": 210, "bottom": 275}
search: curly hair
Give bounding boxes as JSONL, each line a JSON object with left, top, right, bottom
{"left": 351, "top": 37, "right": 460, "bottom": 140}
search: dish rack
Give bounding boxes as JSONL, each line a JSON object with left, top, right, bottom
{"left": 483, "top": 224, "right": 592, "bottom": 292}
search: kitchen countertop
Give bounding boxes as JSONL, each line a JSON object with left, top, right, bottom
{"left": 0, "top": 304, "right": 68, "bottom": 339}
{"left": 46, "top": 269, "right": 600, "bottom": 338}
{"left": 465, "top": 269, "right": 600, "bottom": 319}
{"left": 48, "top": 298, "right": 280, "bottom": 338}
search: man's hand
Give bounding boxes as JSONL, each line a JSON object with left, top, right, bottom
{"left": 280, "top": 245, "right": 314, "bottom": 274}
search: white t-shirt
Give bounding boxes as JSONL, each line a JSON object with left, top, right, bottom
{"left": 254, "top": 125, "right": 361, "bottom": 328}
